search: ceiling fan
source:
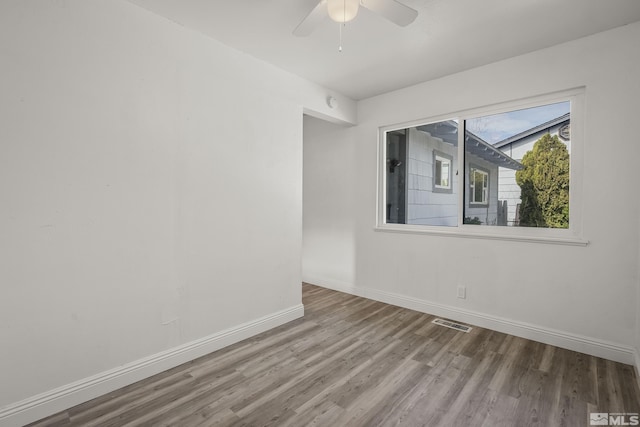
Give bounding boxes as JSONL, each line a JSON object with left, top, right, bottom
{"left": 293, "top": 0, "right": 418, "bottom": 37}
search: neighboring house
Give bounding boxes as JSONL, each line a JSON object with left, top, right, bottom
{"left": 493, "top": 113, "right": 571, "bottom": 225}
{"left": 464, "top": 130, "right": 523, "bottom": 226}
{"left": 386, "top": 122, "right": 522, "bottom": 226}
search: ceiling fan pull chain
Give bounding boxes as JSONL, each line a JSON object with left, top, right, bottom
{"left": 339, "top": 0, "right": 346, "bottom": 52}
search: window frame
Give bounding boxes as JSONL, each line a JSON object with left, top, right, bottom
{"left": 375, "top": 87, "right": 587, "bottom": 246}
{"left": 469, "top": 165, "right": 489, "bottom": 206}
{"left": 433, "top": 151, "right": 453, "bottom": 193}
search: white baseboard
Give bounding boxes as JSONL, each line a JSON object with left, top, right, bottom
{"left": 302, "top": 275, "right": 356, "bottom": 295}
{"left": 0, "top": 304, "right": 304, "bottom": 427}
{"left": 306, "top": 278, "right": 635, "bottom": 366}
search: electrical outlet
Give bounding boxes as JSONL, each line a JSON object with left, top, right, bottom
{"left": 457, "top": 285, "right": 466, "bottom": 299}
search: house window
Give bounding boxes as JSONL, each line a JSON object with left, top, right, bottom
{"left": 384, "top": 120, "right": 459, "bottom": 227}
{"left": 469, "top": 167, "right": 488, "bottom": 205}
{"left": 377, "top": 88, "right": 585, "bottom": 244}
{"left": 465, "top": 100, "right": 570, "bottom": 228}
{"left": 433, "top": 152, "right": 452, "bottom": 192}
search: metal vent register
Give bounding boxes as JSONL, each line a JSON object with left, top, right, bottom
{"left": 432, "top": 318, "right": 472, "bottom": 333}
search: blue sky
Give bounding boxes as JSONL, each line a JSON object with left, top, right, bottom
{"left": 466, "top": 101, "right": 570, "bottom": 144}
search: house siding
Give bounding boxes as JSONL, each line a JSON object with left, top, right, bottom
{"left": 406, "top": 128, "right": 458, "bottom": 226}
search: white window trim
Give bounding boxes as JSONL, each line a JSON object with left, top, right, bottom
{"left": 375, "top": 87, "right": 587, "bottom": 246}
{"left": 434, "top": 154, "right": 451, "bottom": 190}
{"left": 469, "top": 166, "right": 488, "bottom": 205}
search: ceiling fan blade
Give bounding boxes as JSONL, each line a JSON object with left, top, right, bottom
{"left": 360, "top": 0, "right": 418, "bottom": 27}
{"left": 293, "top": 0, "right": 329, "bottom": 37}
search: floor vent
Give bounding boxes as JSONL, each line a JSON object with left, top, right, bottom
{"left": 432, "top": 318, "right": 472, "bottom": 333}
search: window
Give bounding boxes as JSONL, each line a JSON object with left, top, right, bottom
{"left": 377, "top": 88, "right": 585, "bottom": 244}
{"left": 465, "top": 101, "right": 570, "bottom": 228}
{"left": 469, "top": 167, "right": 488, "bottom": 205}
{"left": 434, "top": 153, "right": 452, "bottom": 191}
{"left": 384, "top": 120, "right": 458, "bottom": 227}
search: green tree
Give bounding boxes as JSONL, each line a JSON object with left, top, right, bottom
{"left": 515, "top": 134, "right": 569, "bottom": 228}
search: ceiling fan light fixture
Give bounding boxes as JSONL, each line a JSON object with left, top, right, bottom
{"left": 327, "top": 0, "right": 360, "bottom": 23}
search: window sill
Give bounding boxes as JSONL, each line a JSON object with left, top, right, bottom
{"left": 374, "top": 224, "right": 589, "bottom": 246}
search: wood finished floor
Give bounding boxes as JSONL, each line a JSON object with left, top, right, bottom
{"left": 29, "top": 284, "right": 640, "bottom": 427}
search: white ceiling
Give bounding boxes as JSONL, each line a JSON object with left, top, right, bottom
{"left": 127, "top": 0, "right": 640, "bottom": 100}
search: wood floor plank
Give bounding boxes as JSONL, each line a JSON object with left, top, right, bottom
{"left": 231, "top": 336, "right": 364, "bottom": 417}
{"left": 437, "top": 351, "right": 506, "bottom": 426}
{"left": 293, "top": 337, "right": 402, "bottom": 416}
{"left": 26, "top": 411, "right": 70, "bottom": 427}
{"left": 480, "top": 391, "right": 520, "bottom": 427}
{"left": 26, "top": 283, "right": 640, "bottom": 427}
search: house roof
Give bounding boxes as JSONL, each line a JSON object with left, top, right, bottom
{"left": 417, "top": 122, "right": 523, "bottom": 171}
{"left": 465, "top": 131, "right": 523, "bottom": 171}
{"left": 494, "top": 113, "right": 570, "bottom": 149}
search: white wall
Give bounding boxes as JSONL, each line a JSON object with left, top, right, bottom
{"left": 0, "top": 1, "right": 355, "bottom": 423}
{"left": 303, "top": 22, "right": 640, "bottom": 363}
{"left": 303, "top": 116, "right": 356, "bottom": 290}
